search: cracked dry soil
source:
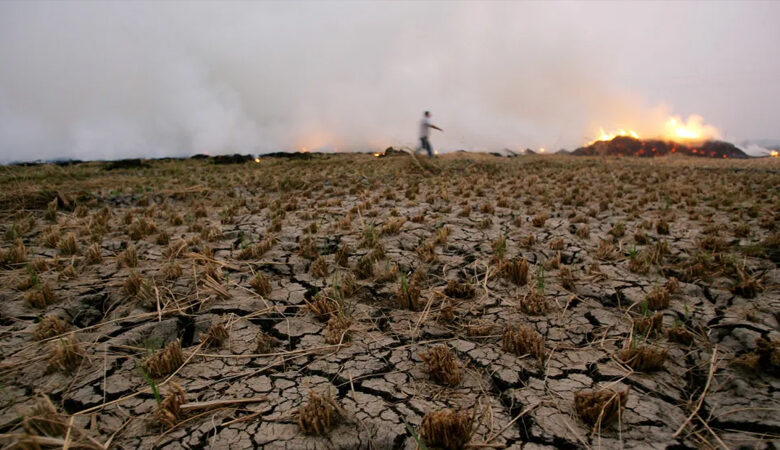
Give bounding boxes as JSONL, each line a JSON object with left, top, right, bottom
{"left": 0, "top": 153, "right": 778, "bottom": 449}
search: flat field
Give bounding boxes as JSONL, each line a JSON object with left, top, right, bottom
{"left": 0, "top": 153, "right": 778, "bottom": 449}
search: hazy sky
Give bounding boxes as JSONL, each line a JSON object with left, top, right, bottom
{"left": 1, "top": 1, "right": 778, "bottom": 161}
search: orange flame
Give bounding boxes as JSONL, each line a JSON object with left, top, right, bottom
{"left": 771, "top": 150, "right": 779, "bottom": 158}
{"left": 662, "top": 115, "right": 719, "bottom": 142}
{"left": 592, "top": 114, "right": 720, "bottom": 144}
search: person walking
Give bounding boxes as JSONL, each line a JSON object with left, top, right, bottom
{"left": 418, "top": 111, "right": 443, "bottom": 158}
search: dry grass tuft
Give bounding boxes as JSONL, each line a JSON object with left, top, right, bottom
{"left": 34, "top": 316, "right": 70, "bottom": 340}
{"left": 163, "top": 239, "right": 187, "bottom": 259}
{"left": 58, "top": 264, "right": 78, "bottom": 280}
{"left": 118, "top": 244, "right": 138, "bottom": 268}
{"left": 559, "top": 266, "right": 576, "bottom": 290}
{"left": 665, "top": 277, "right": 680, "bottom": 294}
{"left": 354, "top": 254, "right": 375, "bottom": 279}
{"left": 395, "top": 276, "right": 421, "bottom": 311}
{"left": 57, "top": 232, "right": 79, "bottom": 256}
{"left": 618, "top": 342, "right": 667, "bottom": 371}
{"left": 48, "top": 336, "right": 83, "bottom": 373}
{"left": 574, "top": 389, "right": 629, "bottom": 430}
{"left": 465, "top": 320, "right": 495, "bottom": 337}
{"left": 646, "top": 286, "right": 670, "bottom": 310}
{"left": 332, "top": 271, "right": 359, "bottom": 298}
{"left": 667, "top": 326, "right": 693, "bottom": 345}
{"left": 502, "top": 325, "right": 546, "bottom": 365}
{"left": 142, "top": 339, "right": 184, "bottom": 378}
{"left": 202, "top": 321, "right": 229, "bottom": 347}
{"left": 238, "top": 237, "right": 276, "bottom": 260}
{"left": 502, "top": 257, "right": 528, "bottom": 286}
{"left": 41, "top": 227, "right": 61, "bottom": 248}
{"left": 419, "top": 408, "right": 474, "bottom": 450}
{"left": 1, "top": 238, "right": 27, "bottom": 266}
{"left": 24, "top": 395, "right": 68, "bottom": 438}
{"left": 518, "top": 290, "right": 551, "bottom": 315}
{"left": 85, "top": 242, "right": 102, "bottom": 264}
{"left": 730, "top": 268, "right": 764, "bottom": 299}
{"left": 155, "top": 382, "right": 186, "bottom": 429}
{"left": 634, "top": 312, "right": 663, "bottom": 337}
{"left": 416, "top": 241, "right": 437, "bottom": 263}
{"left": 311, "top": 255, "right": 329, "bottom": 278}
{"left": 531, "top": 213, "right": 548, "bottom": 227}
{"left": 306, "top": 290, "right": 338, "bottom": 321}
{"left": 123, "top": 270, "right": 152, "bottom": 301}
{"left": 443, "top": 279, "right": 475, "bottom": 299}
{"left": 419, "top": 346, "right": 462, "bottom": 386}
{"left": 596, "top": 240, "right": 618, "bottom": 261}
{"left": 250, "top": 272, "right": 272, "bottom": 295}
{"left": 25, "top": 282, "right": 57, "bottom": 308}
{"left": 255, "top": 331, "right": 280, "bottom": 353}
{"left": 324, "top": 315, "right": 353, "bottom": 344}
{"left": 297, "top": 390, "right": 345, "bottom": 436}
{"left": 381, "top": 217, "right": 406, "bottom": 235}
{"left": 163, "top": 261, "right": 182, "bottom": 280}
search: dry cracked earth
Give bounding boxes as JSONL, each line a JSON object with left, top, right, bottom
{"left": 0, "top": 153, "right": 778, "bottom": 449}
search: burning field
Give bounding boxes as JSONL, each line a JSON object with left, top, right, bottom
{"left": 0, "top": 153, "right": 778, "bottom": 449}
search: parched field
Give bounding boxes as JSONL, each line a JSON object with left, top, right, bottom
{"left": 0, "top": 153, "right": 778, "bottom": 449}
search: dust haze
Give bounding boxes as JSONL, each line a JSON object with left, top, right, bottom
{"left": 1, "top": 1, "right": 778, "bottom": 162}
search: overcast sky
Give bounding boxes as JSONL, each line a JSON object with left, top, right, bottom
{"left": 1, "top": 1, "right": 778, "bottom": 161}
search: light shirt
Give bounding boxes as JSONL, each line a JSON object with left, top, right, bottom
{"left": 419, "top": 116, "right": 430, "bottom": 139}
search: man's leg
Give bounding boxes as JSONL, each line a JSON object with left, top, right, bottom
{"left": 423, "top": 138, "right": 433, "bottom": 158}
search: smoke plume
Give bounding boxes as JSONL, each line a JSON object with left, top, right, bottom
{"left": 1, "top": 1, "right": 778, "bottom": 161}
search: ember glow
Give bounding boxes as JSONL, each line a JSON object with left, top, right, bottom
{"left": 771, "top": 150, "right": 779, "bottom": 158}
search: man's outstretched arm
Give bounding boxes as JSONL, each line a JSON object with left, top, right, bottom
{"left": 429, "top": 124, "right": 443, "bottom": 132}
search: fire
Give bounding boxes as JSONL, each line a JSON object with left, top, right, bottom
{"left": 662, "top": 115, "right": 719, "bottom": 142}
{"left": 591, "top": 114, "right": 720, "bottom": 144}
{"left": 254, "top": 158, "right": 260, "bottom": 163}
{"left": 771, "top": 150, "right": 779, "bottom": 158}
{"left": 373, "top": 152, "right": 381, "bottom": 157}
{"left": 593, "top": 128, "right": 640, "bottom": 143}
{"left": 538, "top": 148, "right": 546, "bottom": 153}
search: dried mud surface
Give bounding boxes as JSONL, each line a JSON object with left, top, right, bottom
{"left": 1, "top": 154, "right": 778, "bottom": 449}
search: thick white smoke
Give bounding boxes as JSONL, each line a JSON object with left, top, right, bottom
{"left": 1, "top": 2, "right": 778, "bottom": 161}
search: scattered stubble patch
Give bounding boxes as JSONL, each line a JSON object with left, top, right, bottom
{"left": 419, "top": 408, "right": 474, "bottom": 450}
{"left": 155, "top": 382, "right": 186, "bottom": 429}
{"left": 502, "top": 325, "right": 546, "bottom": 365}
{"left": 143, "top": 339, "right": 184, "bottom": 378}
{"left": 34, "top": 316, "right": 70, "bottom": 340}
{"left": 419, "top": 345, "right": 462, "bottom": 386}
{"left": 574, "top": 389, "right": 629, "bottom": 430}
{"left": 618, "top": 341, "right": 667, "bottom": 372}
{"left": 297, "top": 390, "right": 345, "bottom": 436}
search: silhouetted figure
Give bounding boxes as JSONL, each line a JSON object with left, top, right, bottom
{"left": 417, "top": 111, "right": 443, "bottom": 158}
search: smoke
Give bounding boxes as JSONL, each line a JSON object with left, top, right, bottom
{"left": 1, "top": 1, "right": 778, "bottom": 162}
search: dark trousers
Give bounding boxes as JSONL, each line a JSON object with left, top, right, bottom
{"left": 420, "top": 137, "right": 433, "bottom": 158}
